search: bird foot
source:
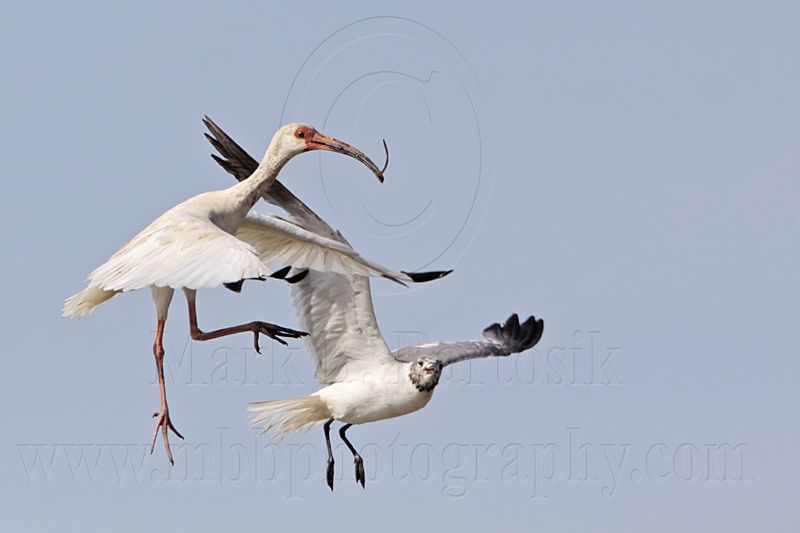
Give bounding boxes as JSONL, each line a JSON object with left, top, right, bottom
{"left": 150, "top": 408, "right": 184, "bottom": 465}
{"left": 326, "top": 458, "right": 335, "bottom": 491}
{"left": 354, "top": 455, "right": 365, "bottom": 488}
{"left": 251, "top": 321, "right": 308, "bottom": 352}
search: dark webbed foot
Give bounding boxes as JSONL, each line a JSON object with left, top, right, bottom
{"left": 339, "top": 423, "right": 365, "bottom": 489}
{"left": 354, "top": 454, "right": 365, "bottom": 488}
{"left": 327, "top": 457, "right": 335, "bottom": 491}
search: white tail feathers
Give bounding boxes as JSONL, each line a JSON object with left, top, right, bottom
{"left": 62, "top": 286, "right": 119, "bottom": 318}
{"left": 248, "top": 395, "right": 330, "bottom": 437}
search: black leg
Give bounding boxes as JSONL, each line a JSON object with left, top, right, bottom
{"left": 323, "top": 418, "right": 335, "bottom": 491}
{"left": 339, "top": 423, "right": 365, "bottom": 488}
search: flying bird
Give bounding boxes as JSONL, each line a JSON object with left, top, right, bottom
{"left": 202, "top": 117, "right": 450, "bottom": 284}
{"left": 63, "top": 123, "right": 404, "bottom": 464}
{"left": 259, "top": 292, "right": 542, "bottom": 490}
{"left": 204, "top": 119, "right": 543, "bottom": 490}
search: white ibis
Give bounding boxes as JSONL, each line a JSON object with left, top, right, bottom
{"left": 63, "top": 123, "right": 398, "bottom": 464}
{"left": 202, "top": 117, "right": 451, "bottom": 285}
{"left": 203, "top": 119, "right": 544, "bottom": 490}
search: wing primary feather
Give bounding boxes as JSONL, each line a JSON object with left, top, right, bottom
{"left": 269, "top": 266, "right": 292, "bottom": 280}
{"left": 401, "top": 270, "right": 453, "bottom": 283}
{"left": 382, "top": 274, "right": 408, "bottom": 287}
{"left": 482, "top": 313, "right": 544, "bottom": 352}
{"left": 506, "top": 313, "right": 521, "bottom": 340}
{"left": 286, "top": 270, "right": 309, "bottom": 284}
{"left": 224, "top": 280, "right": 245, "bottom": 293}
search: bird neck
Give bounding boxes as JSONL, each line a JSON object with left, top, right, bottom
{"left": 230, "top": 150, "right": 286, "bottom": 212}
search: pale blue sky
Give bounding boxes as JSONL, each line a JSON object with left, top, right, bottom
{"left": 2, "top": 1, "right": 798, "bottom": 531}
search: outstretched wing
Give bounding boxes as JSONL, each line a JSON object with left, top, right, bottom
{"left": 236, "top": 212, "right": 410, "bottom": 284}
{"left": 290, "top": 271, "right": 397, "bottom": 384}
{"left": 88, "top": 209, "right": 269, "bottom": 291}
{"left": 392, "top": 314, "right": 544, "bottom": 367}
{"left": 203, "top": 117, "right": 453, "bottom": 384}
{"left": 203, "top": 117, "right": 453, "bottom": 280}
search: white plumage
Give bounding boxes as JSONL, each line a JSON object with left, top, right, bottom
{"left": 292, "top": 271, "right": 396, "bottom": 385}
{"left": 63, "top": 122, "right": 392, "bottom": 464}
{"left": 236, "top": 213, "right": 407, "bottom": 281}
{"left": 199, "top": 118, "right": 543, "bottom": 490}
{"left": 64, "top": 197, "right": 268, "bottom": 316}
{"left": 63, "top": 205, "right": 408, "bottom": 319}
{"left": 250, "top": 246, "right": 542, "bottom": 490}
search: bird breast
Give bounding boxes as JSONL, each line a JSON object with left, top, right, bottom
{"left": 315, "top": 371, "right": 434, "bottom": 425}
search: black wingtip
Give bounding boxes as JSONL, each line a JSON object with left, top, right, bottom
{"left": 269, "top": 266, "right": 292, "bottom": 280}
{"left": 223, "top": 280, "right": 245, "bottom": 293}
{"left": 285, "top": 270, "right": 309, "bottom": 284}
{"left": 401, "top": 270, "right": 454, "bottom": 283}
{"left": 482, "top": 313, "right": 544, "bottom": 353}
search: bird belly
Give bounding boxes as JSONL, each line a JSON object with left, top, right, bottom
{"left": 316, "top": 379, "right": 433, "bottom": 425}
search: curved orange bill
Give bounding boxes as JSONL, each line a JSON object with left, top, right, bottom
{"left": 307, "top": 132, "right": 388, "bottom": 183}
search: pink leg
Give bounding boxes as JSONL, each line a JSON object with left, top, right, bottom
{"left": 185, "top": 291, "right": 306, "bottom": 353}
{"left": 150, "top": 319, "right": 184, "bottom": 465}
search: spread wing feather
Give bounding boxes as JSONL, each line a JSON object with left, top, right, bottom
{"left": 203, "top": 117, "right": 457, "bottom": 385}
{"left": 391, "top": 314, "right": 544, "bottom": 367}
{"left": 235, "top": 213, "right": 409, "bottom": 283}
{"left": 87, "top": 209, "right": 269, "bottom": 292}
{"left": 291, "top": 272, "right": 397, "bottom": 384}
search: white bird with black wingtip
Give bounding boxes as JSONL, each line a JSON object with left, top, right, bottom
{"left": 63, "top": 122, "right": 414, "bottom": 465}
{"left": 204, "top": 119, "right": 545, "bottom": 490}
{"left": 252, "top": 299, "right": 543, "bottom": 490}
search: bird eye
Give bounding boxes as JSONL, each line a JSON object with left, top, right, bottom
{"left": 296, "top": 129, "right": 305, "bottom": 139}
{"left": 418, "top": 361, "right": 423, "bottom": 366}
